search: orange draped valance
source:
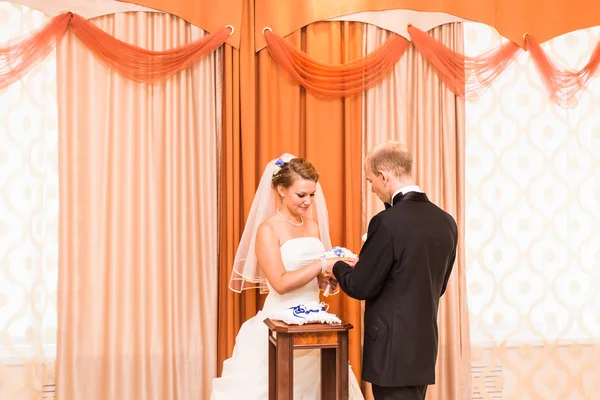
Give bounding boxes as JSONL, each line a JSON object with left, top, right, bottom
{"left": 124, "top": 0, "right": 600, "bottom": 51}
{"left": 119, "top": 0, "right": 243, "bottom": 48}
{"left": 525, "top": 34, "right": 600, "bottom": 108}
{"left": 263, "top": 28, "right": 410, "bottom": 96}
{"left": 263, "top": 25, "right": 600, "bottom": 108}
{"left": 253, "top": 0, "right": 600, "bottom": 50}
{"left": 6, "top": 12, "right": 600, "bottom": 106}
{"left": 0, "top": 12, "right": 230, "bottom": 89}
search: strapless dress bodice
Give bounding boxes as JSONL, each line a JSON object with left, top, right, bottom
{"left": 263, "top": 237, "right": 324, "bottom": 313}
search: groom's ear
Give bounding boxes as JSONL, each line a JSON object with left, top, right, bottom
{"left": 379, "top": 170, "right": 389, "bottom": 182}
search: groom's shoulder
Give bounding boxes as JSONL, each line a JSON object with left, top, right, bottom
{"left": 425, "top": 201, "right": 457, "bottom": 227}
{"left": 386, "top": 198, "right": 456, "bottom": 227}
{"left": 368, "top": 211, "right": 394, "bottom": 232}
{"left": 443, "top": 210, "right": 458, "bottom": 233}
{"left": 417, "top": 202, "right": 458, "bottom": 235}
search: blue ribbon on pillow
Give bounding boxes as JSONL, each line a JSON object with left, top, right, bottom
{"left": 289, "top": 304, "right": 326, "bottom": 318}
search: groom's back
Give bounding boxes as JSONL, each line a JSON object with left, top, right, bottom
{"left": 362, "top": 192, "right": 457, "bottom": 387}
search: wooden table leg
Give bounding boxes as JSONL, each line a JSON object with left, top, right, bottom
{"left": 321, "top": 348, "right": 336, "bottom": 399}
{"left": 276, "top": 332, "right": 293, "bottom": 399}
{"left": 337, "top": 332, "right": 349, "bottom": 400}
{"left": 269, "top": 334, "right": 277, "bottom": 399}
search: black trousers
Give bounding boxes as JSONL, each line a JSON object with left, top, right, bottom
{"left": 372, "top": 384, "right": 428, "bottom": 400}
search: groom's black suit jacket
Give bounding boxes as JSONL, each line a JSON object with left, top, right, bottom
{"left": 333, "top": 191, "right": 457, "bottom": 387}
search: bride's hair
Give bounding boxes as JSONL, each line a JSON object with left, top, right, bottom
{"left": 271, "top": 158, "right": 319, "bottom": 189}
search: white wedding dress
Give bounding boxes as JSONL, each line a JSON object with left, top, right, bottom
{"left": 211, "top": 236, "right": 364, "bottom": 399}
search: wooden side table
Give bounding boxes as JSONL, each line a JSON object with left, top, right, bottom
{"left": 264, "top": 318, "right": 354, "bottom": 400}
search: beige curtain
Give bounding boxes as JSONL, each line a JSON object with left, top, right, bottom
{"left": 362, "top": 23, "right": 471, "bottom": 400}
{"left": 0, "top": 4, "right": 57, "bottom": 400}
{"left": 55, "top": 12, "right": 221, "bottom": 399}
{"left": 464, "top": 22, "right": 600, "bottom": 400}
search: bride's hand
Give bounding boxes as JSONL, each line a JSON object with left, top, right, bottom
{"left": 327, "top": 278, "right": 339, "bottom": 293}
{"left": 318, "top": 274, "right": 330, "bottom": 291}
{"left": 318, "top": 274, "right": 340, "bottom": 293}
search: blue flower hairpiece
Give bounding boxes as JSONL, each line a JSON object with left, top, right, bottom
{"left": 273, "top": 158, "right": 286, "bottom": 176}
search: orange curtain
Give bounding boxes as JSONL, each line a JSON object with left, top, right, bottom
{"left": 56, "top": 12, "right": 221, "bottom": 399}
{"left": 218, "top": 14, "right": 365, "bottom": 382}
{"left": 218, "top": 0, "right": 259, "bottom": 376}
{"left": 256, "top": 21, "right": 365, "bottom": 379}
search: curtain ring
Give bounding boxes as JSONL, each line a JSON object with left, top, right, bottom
{"left": 225, "top": 25, "right": 234, "bottom": 35}
{"left": 263, "top": 27, "right": 273, "bottom": 35}
{"left": 523, "top": 32, "right": 529, "bottom": 43}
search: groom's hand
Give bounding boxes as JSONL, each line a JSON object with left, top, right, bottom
{"left": 325, "top": 257, "right": 358, "bottom": 275}
{"left": 344, "top": 257, "right": 359, "bottom": 267}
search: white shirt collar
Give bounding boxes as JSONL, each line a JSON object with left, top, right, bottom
{"left": 391, "top": 185, "right": 422, "bottom": 205}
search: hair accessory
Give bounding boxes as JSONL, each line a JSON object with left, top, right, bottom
{"left": 272, "top": 158, "right": 286, "bottom": 176}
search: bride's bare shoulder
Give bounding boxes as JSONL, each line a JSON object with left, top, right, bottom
{"left": 256, "top": 216, "right": 282, "bottom": 240}
{"left": 260, "top": 214, "right": 283, "bottom": 230}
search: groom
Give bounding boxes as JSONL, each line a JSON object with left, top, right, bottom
{"left": 326, "top": 141, "right": 457, "bottom": 400}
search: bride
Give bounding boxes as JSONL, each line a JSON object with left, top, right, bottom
{"left": 211, "top": 154, "right": 365, "bottom": 399}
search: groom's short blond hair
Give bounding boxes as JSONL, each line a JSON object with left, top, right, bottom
{"left": 366, "top": 141, "right": 413, "bottom": 178}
